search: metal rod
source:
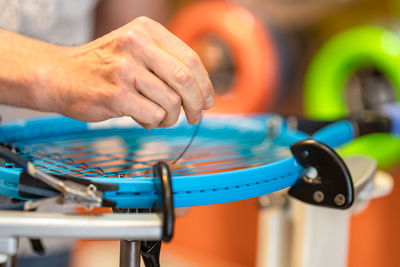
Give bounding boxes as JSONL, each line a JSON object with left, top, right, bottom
{"left": 0, "top": 211, "right": 162, "bottom": 240}
{"left": 120, "top": 240, "right": 141, "bottom": 267}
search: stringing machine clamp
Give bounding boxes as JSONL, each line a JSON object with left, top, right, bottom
{"left": 117, "top": 161, "right": 175, "bottom": 267}
{"left": 288, "top": 139, "right": 354, "bottom": 209}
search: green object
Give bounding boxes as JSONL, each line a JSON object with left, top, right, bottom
{"left": 304, "top": 26, "right": 400, "bottom": 169}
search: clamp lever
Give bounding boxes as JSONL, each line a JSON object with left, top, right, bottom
{"left": 289, "top": 139, "right": 354, "bottom": 209}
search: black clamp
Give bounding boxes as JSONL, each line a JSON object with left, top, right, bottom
{"left": 119, "top": 161, "right": 173, "bottom": 267}
{"left": 152, "top": 161, "right": 174, "bottom": 241}
{"left": 140, "top": 161, "right": 175, "bottom": 267}
{"left": 288, "top": 139, "right": 354, "bottom": 209}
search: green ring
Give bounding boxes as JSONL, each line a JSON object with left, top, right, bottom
{"left": 304, "top": 26, "right": 400, "bottom": 169}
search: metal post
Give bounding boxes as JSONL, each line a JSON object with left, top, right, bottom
{"left": 120, "top": 240, "right": 141, "bottom": 267}
{"left": 0, "top": 237, "right": 18, "bottom": 267}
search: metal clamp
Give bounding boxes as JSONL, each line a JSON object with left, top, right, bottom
{"left": 18, "top": 170, "right": 118, "bottom": 209}
{"left": 288, "top": 139, "right": 355, "bottom": 209}
{"left": 0, "top": 145, "right": 118, "bottom": 209}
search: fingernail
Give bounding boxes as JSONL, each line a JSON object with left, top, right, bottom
{"left": 205, "top": 95, "right": 214, "bottom": 109}
{"left": 189, "top": 115, "right": 201, "bottom": 125}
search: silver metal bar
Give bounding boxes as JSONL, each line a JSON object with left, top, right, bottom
{"left": 120, "top": 240, "right": 141, "bottom": 267}
{"left": 0, "top": 211, "right": 162, "bottom": 240}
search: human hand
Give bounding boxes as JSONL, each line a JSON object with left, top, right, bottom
{"left": 38, "top": 16, "right": 214, "bottom": 128}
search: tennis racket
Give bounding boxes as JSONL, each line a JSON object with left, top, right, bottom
{"left": 0, "top": 108, "right": 398, "bottom": 210}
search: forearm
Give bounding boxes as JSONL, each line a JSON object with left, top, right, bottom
{"left": 0, "top": 28, "right": 62, "bottom": 111}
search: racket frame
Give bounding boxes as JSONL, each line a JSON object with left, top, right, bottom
{"left": 0, "top": 114, "right": 357, "bottom": 209}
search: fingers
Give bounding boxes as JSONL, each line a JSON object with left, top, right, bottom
{"left": 105, "top": 17, "right": 214, "bottom": 126}
{"left": 139, "top": 18, "right": 214, "bottom": 109}
{"left": 135, "top": 69, "right": 182, "bottom": 127}
{"left": 121, "top": 17, "right": 214, "bottom": 124}
{"left": 138, "top": 42, "right": 205, "bottom": 124}
{"left": 120, "top": 91, "right": 166, "bottom": 130}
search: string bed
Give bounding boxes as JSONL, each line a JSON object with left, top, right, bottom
{"left": 9, "top": 125, "right": 291, "bottom": 179}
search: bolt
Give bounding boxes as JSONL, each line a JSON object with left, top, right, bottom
{"left": 302, "top": 167, "right": 321, "bottom": 184}
{"left": 313, "top": 191, "right": 324, "bottom": 203}
{"left": 87, "top": 184, "right": 97, "bottom": 193}
{"left": 334, "top": 194, "right": 346, "bottom": 206}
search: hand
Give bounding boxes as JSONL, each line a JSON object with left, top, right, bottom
{"left": 37, "top": 16, "right": 214, "bottom": 128}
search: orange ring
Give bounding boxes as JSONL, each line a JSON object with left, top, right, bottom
{"left": 169, "top": 1, "right": 279, "bottom": 113}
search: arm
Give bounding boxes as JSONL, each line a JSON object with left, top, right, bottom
{"left": 0, "top": 17, "right": 214, "bottom": 128}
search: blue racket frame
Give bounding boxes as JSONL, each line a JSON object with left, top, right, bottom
{"left": 0, "top": 114, "right": 355, "bottom": 208}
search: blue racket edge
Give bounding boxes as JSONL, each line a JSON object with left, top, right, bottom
{"left": 0, "top": 114, "right": 356, "bottom": 208}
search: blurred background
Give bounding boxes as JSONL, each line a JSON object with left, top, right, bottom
{"left": 2, "top": 0, "right": 400, "bottom": 266}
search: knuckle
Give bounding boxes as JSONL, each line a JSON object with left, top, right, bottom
{"left": 168, "top": 94, "right": 181, "bottom": 109}
{"left": 111, "top": 58, "right": 131, "bottom": 74}
{"left": 119, "top": 30, "right": 140, "bottom": 48}
{"left": 181, "top": 49, "right": 200, "bottom": 68}
{"left": 174, "top": 66, "right": 193, "bottom": 86}
{"left": 204, "top": 81, "right": 214, "bottom": 97}
{"left": 135, "top": 16, "right": 153, "bottom": 27}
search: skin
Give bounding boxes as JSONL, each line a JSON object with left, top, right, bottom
{"left": 0, "top": 16, "right": 214, "bottom": 129}
{"left": 0, "top": 1, "right": 202, "bottom": 216}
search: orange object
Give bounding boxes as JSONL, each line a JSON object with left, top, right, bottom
{"left": 169, "top": 1, "right": 279, "bottom": 113}
{"left": 348, "top": 168, "right": 400, "bottom": 267}
{"left": 164, "top": 199, "right": 258, "bottom": 266}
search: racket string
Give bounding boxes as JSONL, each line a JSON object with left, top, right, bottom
{"left": 25, "top": 134, "right": 271, "bottom": 163}
{"left": 11, "top": 122, "right": 291, "bottom": 179}
{"left": 172, "top": 116, "right": 202, "bottom": 164}
{"left": 19, "top": 145, "right": 290, "bottom": 177}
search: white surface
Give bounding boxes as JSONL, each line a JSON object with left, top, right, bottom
{"left": 257, "top": 155, "right": 394, "bottom": 267}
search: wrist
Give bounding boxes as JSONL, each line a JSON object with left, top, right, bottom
{"left": 0, "top": 29, "right": 66, "bottom": 112}
{"left": 29, "top": 45, "right": 77, "bottom": 115}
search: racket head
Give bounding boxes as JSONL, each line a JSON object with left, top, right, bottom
{"left": 304, "top": 26, "right": 400, "bottom": 169}
{"left": 0, "top": 114, "right": 353, "bottom": 208}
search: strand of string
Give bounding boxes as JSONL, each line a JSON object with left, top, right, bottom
{"left": 172, "top": 114, "right": 203, "bottom": 164}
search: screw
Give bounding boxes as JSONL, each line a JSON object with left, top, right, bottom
{"left": 302, "top": 167, "right": 321, "bottom": 184}
{"left": 87, "top": 184, "right": 97, "bottom": 193}
{"left": 334, "top": 194, "right": 346, "bottom": 206}
{"left": 313, "top": 191, "right": 324, "bottom": 203}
